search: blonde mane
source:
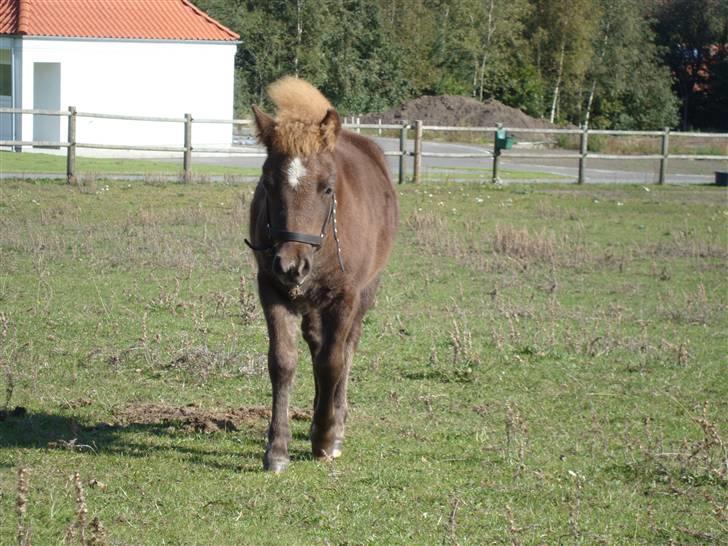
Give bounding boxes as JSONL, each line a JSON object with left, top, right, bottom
{"left": 266, "top": 77, "right": 337, "bottom": 156}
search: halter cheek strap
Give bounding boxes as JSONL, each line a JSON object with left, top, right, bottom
{"left": 245, "top": 191, "right": 345, "bottom": 272}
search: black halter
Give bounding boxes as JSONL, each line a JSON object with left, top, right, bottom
{"left": 245, "top": 189, "right": 345, "bottom": 272}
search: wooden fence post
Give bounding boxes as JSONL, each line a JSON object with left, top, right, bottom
{"left": 659, "top": 127, "right": 670, "bottom": 185}
{"left": 378, "top": 118, "right": 382, "bottom": 136}
{"left": 413, "top": 120, "right": 423, "bottom": 184}
{"left": 183, "top": 113, "right": 192, "bottom": 183}
{"left": 398, "top": 121, "right": 407, "bottom": 184}
{"left": 492, "top": 123, "right": 502, "bottom": 183}
{"left": 66, "top": 106, "right": 77, "bottom": 184}
{"left": 578, "top": 125, "right": 588, "bottom": 184}
{"left": 356, "top": 116, "right": 361, "bottom": 134}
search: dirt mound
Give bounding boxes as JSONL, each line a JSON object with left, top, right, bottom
{"left": 114, "top": 403, "right": 311, "bottom": 434}
{"left": 362, "top": 95, "right": 562, "bottom": 131}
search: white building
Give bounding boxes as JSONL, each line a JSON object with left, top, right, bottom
{"left": 0, "top": 0, "right": 239, "bottom": 153}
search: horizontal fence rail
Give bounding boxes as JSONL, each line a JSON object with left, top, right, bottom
{"left": 0, "top": 140, "right": 70, "bottom": 148}
{"left": 76, "top": 111, "right": 185, "bottom": 123}
{"left": 3, "top": 108, "right": 70, "bottom": 117}
{"left": 77, "top": 143, "right": 185, "bottom": 152}
{"left": 0, "top": 107, "right": 726, "bottom": 184}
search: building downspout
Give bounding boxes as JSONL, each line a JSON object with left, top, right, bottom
{"left": 15, "top": 0, "right": 30, "bottom": 150}
{"left": 11, "top": 38, "right": 21, "bottom": 150}
{"left": 11, "top": 40, "right": 16, "bottom": 148}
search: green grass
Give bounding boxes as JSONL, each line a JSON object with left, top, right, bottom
{"left": 0, "top": 150, "right": 259, "bottom": 177}
{"left": 0, "top": 179, "right": 726, "bottom": 544}
{"left": 423, "top": 165, "right": 568, "bottom": 182}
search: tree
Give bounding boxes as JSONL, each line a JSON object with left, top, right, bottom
{"left": 473, "top": 0, "right": 533, "bottom": 103}
{"left": 377, "top": 0, "right": 441, "bottom": 95}
{"left": 322, "top": 0, "right": 410, "bottom": 113}
{"left": 192, "top": 0, "right": 714, "bottom": 129}
{"left": 193, "top": 0, "right": 290, "bottom": 112}
{"left": 529, "top": 0, "right": 598, "bottom": 123}
{"left": 650, "top": 0, "right": 728, "bottom": 129}
{"left": 582, "top": 0, "right": 678, "bottom": 129}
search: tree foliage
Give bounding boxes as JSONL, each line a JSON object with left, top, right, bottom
{"left": 649, "top": 0, "right": 728, "bottom": 130}
{"left": 194, "top": 0, "right": 725, "bottom": 130}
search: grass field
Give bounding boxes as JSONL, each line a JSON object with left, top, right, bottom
{"left": 0, "top": 178, "right": 726, "bottom": 544}
{"left": 0, "top": 150, "right": 568, "bottom": 183}
{"left": 0, "top": 150, "right": 259, "bottom": 178}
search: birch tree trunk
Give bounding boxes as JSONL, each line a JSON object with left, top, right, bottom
{"left": 583, "top": 21, "right": 610, "bottom": 128}
{"left": 478, "top": 0, "right": 496, "bottom": 101}
{"left": 583, "top": 79, "right": 597, "bottom": 128}
{"left": 294, "top": 0, "right": 303, "bottom": 77}
{"left": 472, "top": 59, "right": 479, "bottom": 97}
{"left": 549, "top": 41, "right": 566, "bottom": 124}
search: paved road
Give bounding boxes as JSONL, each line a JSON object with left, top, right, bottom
{"left": 190, "top": 136, "right": 724, "bottom": 185}
{"left": 2, "top": 136, "right": 723, "bottom": 184}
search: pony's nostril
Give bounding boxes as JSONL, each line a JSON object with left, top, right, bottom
{"left": 298, "top": 258, "right": 311, "bottom": 279}
{"left": 273, "top": 254, "right": 310, "bottom": 285}
{"left": 272, "top": 255, "right": 285, "bottom": 276}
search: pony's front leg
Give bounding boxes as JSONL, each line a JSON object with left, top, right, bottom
{"left": 311, "top": 294, "right": 358, "bottom": 460}
{"left": 259, "top": 280, "right": 299, "bottom": 472}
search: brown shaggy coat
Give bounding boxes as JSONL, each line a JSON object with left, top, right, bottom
{"left": 247, "top": 77, "right": 398, "bottom": 471}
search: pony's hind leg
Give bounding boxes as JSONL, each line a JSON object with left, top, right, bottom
{"left": 330, "top": 278, "right": 380, "bottom": 458}
{"left": 330, "top": 327, "right": 357, "bottom": 458}
{"left": 259, "top": 280, "right": 299, "bottom": 472}
{"left": 310, "top": 293, "right": 358, "bottom": 460}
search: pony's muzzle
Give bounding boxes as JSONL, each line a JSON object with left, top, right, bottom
{"left": 273, "top": 251, "right": 311, "bottom": 286}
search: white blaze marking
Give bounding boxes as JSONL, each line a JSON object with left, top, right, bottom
{"left": 286, "top": 157, "right": 307, "bottom": 189}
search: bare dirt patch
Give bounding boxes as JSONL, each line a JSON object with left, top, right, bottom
{"left": 113, "top": 403, "right": 310, "bottom": 433}
{"left": 362, "top": 95, "right": 566, "bottom": 131}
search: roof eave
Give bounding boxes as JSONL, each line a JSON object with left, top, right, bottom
{"left": 12, "top": 34, "right": 240, "bottom": 44}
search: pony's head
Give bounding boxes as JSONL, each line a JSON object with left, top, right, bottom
{"left": 252, "top": 77, "right": 342, "bottom": 288}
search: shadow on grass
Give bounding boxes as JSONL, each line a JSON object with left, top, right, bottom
{"left": 0, "top": 409, "right": 275, "bottom": 473}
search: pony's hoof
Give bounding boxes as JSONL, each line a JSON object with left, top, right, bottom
{"left": 313, "top": 441, "right": 343, "bottom": 461}
{"left": 263, "top": 455, "right": 290, "bottom": 473}
{"left": 313, "top": 447, "right": 335, "bottom": 462}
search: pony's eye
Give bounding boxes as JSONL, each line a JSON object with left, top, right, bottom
{"left": 323, "top": 187, "right": 333, "bottom": 195}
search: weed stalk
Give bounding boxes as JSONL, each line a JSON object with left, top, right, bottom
{"left": 16, "top": 467, "right": 31, "bottom": 546}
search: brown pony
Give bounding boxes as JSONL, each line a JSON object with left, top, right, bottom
{"left": 247, "top": 77, "right": 398, "bottom": 472}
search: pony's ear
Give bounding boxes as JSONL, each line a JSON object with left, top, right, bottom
{"left": 252, "top": 105, "right": 275, "bottom": 149}
{"left": 320, "top": 108, "right": 341, "bottom": 151}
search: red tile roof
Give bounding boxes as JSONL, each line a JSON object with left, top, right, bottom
{"left": 0, "top": 0, "right": 19, "bottom": 35}
{"left": 0, "top": 0, "right": 239, "bottom": 41}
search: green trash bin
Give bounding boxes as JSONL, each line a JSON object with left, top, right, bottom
{"left": 495, "top": 128, "right": 514, "bottom": 151}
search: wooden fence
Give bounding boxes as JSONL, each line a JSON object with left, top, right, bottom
{"left": 1, "top": 107, "right": 726, "bottom": 184}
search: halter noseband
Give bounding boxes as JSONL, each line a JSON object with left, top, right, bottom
{"left": 245, "top": 188, "right": 345, "bottom": 272}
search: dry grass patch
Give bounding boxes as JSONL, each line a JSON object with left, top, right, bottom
{"left": 492, "top": 224, "right": 557, "bottom": 262}
{"left": 406, "top": 209, "right": 596, "bottom": 273}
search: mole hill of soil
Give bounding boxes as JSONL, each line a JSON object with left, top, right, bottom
{"left": 361, "top": 95, "right": 563, "bottom": 132}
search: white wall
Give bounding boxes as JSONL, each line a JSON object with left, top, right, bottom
{"left": 19, "top": 37, "right": 237, "bottom": 154}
